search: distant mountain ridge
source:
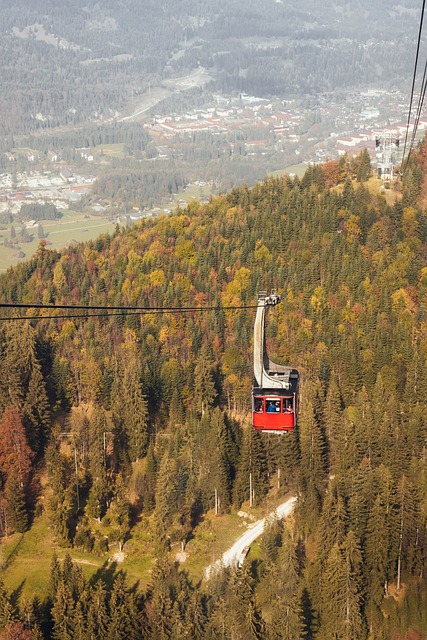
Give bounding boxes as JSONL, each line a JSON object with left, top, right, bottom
{"left": 0, "top": 0, "right": 420, "bottom": 135}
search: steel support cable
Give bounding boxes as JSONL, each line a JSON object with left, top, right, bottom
{"left": 0, "top": 302, "right": 262, "bottom": 322}
{"left": 407, "top": 87, "right": 427, "bottom": 167}
{"left": 402, "top": 0, "right": 426, "bottom": 170}
{"left": 0, "top": 302, "right": 258, "bottom": 312}
{"left": 410, "top": 57, "right": 427, "bottom": 141}
{"left": 406, "top": 55, "right": 427, "bottom": 167}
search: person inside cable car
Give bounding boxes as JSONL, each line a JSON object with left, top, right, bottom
{"left": 254, "top": 398, "right": 263, "bottom": 413}
{"left": 266, "top": 400, "right": 277, "bottom": 413}
{"left": 284, "top": 402, "right": 294, "bottom": 413}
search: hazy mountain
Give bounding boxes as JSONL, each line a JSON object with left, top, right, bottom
{"left": 0, "top": 0, "right": 421, "bottom": 134}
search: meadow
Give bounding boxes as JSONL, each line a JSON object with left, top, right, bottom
{"left": 0, "top": 211, "right": 116, "bottom": 272}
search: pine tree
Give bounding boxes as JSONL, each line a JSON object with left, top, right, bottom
{"left": 193, "top": 346, "right": 217, "bottom": 416}
{"left": 323, "top": 376, "right": 343, "bottom": 473}
{"left": 86, "top": 474, "right": 108, "bottom": 523}
{"left": 122, "top": 364, "right": 149, "bottom": 462}
{"left": 396, "top": 473, "right": 418, "bottom": 590}
{"left": 153, "top": 452, "right": 179, "bottom": 542}
{"left": 0, "top": 581, "right": 14, "bottom": 632}
{"left": 51, "top": 581, "right": 75, "bottom": 640}
{"left": 356, "top": 148, "right": 371, "bottom": 182}
{"left": 342, "top": 531, "right": 366, "bottom": 640}
{"left": 49, "top": 552, "right": 62, "bottom": 599}
{"left": 299, "top": 396, "right": 327, "bottom": 492}
{"left": 234, "top": 428, "right": 269, "bottom": 508}
{"left": 365, "top": 493, "right": 391, "bottom": 617}
{"left": 111, "top": 360, "right": 148, "bottom": 464}
{"left": 86, "top": 581, "right": 109, "bottom": 640}
{"left": 146, "top": 559, "right": 175, "bottom": 640}
{"left": 269, "top": 594, "right": 303, "bottom": 640}
{"left": 4, "top": 471, "right": 28, "bottom": 533}
{"left": 73, "top": 601, "right": 87, "bottom": 640}
{"left": 22, "top": 357, "right": 51, "bottom": 453}
{"left": 298, "top": 392, "right": 328, "bottom": 534}
{"left": 227, "top": 566, "right": 266, "bottom": 640}
{"left": 47, "top": 444, "right": 75, "bottom": 547}
{"left": 142, "top": 442, "right": 157, "bottom": 512}
{"left": 347, "top": 459, "right": 373, "bottom": 542}
{"left": 107, "top": 474, "right": 130, "bottom": 552}
{"left": 260, "top": 515, "right": 283, "bottom": 564}
{"left": 108, "top": 574, "right": 140, "bottom": 640}
{"left": 186, "top": 590, "right": 207, "bottom": 640}
{"left": 0, "top": 323, "right": 50, "bottom": 452}
{"left": 319, "top": 543, "right": 348, "bottom": 639}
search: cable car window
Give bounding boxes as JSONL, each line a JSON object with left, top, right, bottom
{"left": 266, "top": 400, "right": 280, "bottom": 413}
{"left": 254, "top": 398, "right": 264, "bottom": 413}
{"left": 283, "top": 401, "right": 294, "bottom": 414}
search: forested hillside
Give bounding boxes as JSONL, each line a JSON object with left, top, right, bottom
{"left": 1, "top": 147, "right": 427, "bottom": 638}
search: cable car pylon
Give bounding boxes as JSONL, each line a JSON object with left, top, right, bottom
{"left": 252, "top": 291, "right": 299, "bottom": 433}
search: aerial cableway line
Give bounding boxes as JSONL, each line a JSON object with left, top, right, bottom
{"left": 401, "top": 0, "right": 426, "bottom": 171}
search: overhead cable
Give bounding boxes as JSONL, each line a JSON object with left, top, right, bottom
{"left": 0, "top": 302, "right": 261, "bottom": 322}
{"left": 402, "top": 0, "right": 426, "bottom": 170}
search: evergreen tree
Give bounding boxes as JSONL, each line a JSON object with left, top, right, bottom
{"left": 365, "top": 493, "right": 392, "bottom": 626}
{"left": 234, "top": 428, "right": 269, "bottom": 508}
{"left": 193, "top": 346, "right": 217, "bottom": 416}
{"left": 86, "top": 581, "right": 109, "bottom": 640}
{"left": 4, "top": 471, "right": 28, "bottom": 533}
{"left": 142, "top": 441, "right": 157, "bottom": 512}
{"left": 106, "top": 473, "right": 130, "bottom": 552}
{"left": 22, "top": 358, "right": 51, "bottom": 453}
{"left": 356, "top": 148, "right": 371, "bottom": 182}
{"left": 108, "top": 574, "right": 139, "bottom": 640}
{"left": 0, "top": 323, "right": 50, "bottom": 453}
{"left": 51, "top": 581, "right": 75, "bottom": 640}
{"left": 49, "top": 552, "right": 62, "bottom": 600}
{"left": 227, "top": 565, "right": 266, "bottom": 640}
{"left": 323, "top": 376, "right": 343, "bottom": 473}
{"left": 111, "top": 357, "right": 149, "bottom": 466}
{"left": 153, "top": 452, "right": 179, "bottom": 542}
{"left": 269, "top": 594, "right": 303, "bottom": 640}
{"left": 319, "top": 543, "right": 348, "bottom": 639}
{"left": 342, "top": 531, "right": 365, "bottom": 640}
{"left": 86, "top": 475, "right": 108, "bottom": 523}
{"left": 0, "top": 581, "right": 14, "bottom": 632}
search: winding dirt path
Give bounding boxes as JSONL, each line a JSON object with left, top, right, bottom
{"left": 204, "top": 496, "right": 296, "bottom": 579}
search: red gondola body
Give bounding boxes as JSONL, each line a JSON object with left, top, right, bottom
{"left": 253, "top": 394, "right": 297, "bottom": 431}
{"left": 252, "top": 292, "right": 299, "bottom": 433}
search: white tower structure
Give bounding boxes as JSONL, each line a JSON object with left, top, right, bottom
{"left": 375, "top": 132, "right": 401, "bottom": 180}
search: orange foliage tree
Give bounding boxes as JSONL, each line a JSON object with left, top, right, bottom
{"left": 0, "top": 406, "right": 34, "bottom": 486}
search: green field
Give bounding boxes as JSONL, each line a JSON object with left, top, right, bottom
{"left": 0, "top": 486, "right": 291, "bottom": 600}
{"left": 0, "top": 514, "right": 118, "bottom": 599}
{"left": 269, "top": 162, "right": 308, "bottom": 178}
{"left": 0, "top": 508, "right": 232, "bottom": 599}
{"left": 170, "top": 182, "right": 214, "bottom": 207}
{"left": 0, "top": 211, "right": 116, "bottom": 272}
{"left": 93, "top": 143, "right": 126, "bottom": 158}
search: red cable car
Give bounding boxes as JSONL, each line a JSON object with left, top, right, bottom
{"left": 252, "top": 291, "right": 299, "bottom": 433}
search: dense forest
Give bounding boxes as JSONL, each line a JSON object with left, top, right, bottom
{"left": 0, "top": 0, "right": 419, "bottom": 135}
{"left": 0, "top": 144, "right": 427, "bottom": 638}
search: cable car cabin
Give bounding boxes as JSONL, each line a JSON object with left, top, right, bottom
{"left": 252, "top": 291, "right": 299, "bottom": 434}
{"left": 253, "top": 393, "right": 297, "bottom": 432}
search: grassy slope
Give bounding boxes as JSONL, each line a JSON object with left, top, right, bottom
{"left": 0, "top": 211, "right": 115, "bottom": 272}
{"left": 0, "top": 480, "right": 292, "bottom": 599}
